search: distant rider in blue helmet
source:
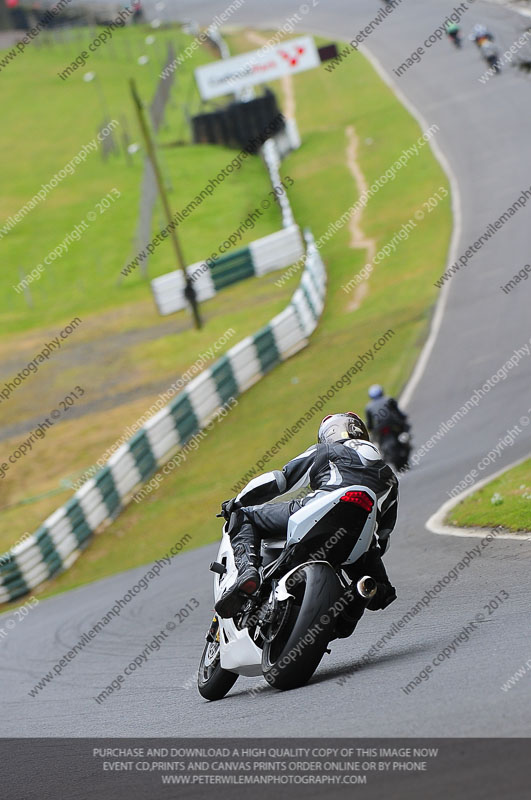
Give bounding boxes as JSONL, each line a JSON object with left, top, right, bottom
{"left": 366, "top": 385, "right": 408, "bottom": 434}
{"left": 365, "top": 386, "right": 410, "bottom": 472}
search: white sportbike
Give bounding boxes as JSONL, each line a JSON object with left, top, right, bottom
{"left": 198, "top": 485, "right": 382, "bottom": 699}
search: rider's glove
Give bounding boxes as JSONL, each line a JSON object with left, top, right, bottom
{"left": 221, "top": 498, "right": 241, "bottom": 520}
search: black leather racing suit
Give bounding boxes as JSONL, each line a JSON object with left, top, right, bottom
{"left": 231, "top": 438, "right": 398, "bottom": 554}
{"left": 365, "top": 396, "right": 409, "bottom": 440}
{"left": 216, "top": 439, "right": 400, "bottom": 619}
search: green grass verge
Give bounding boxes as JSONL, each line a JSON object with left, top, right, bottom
{"left": 447, "top": 458, "right": 531, "bottom": 532}
{"left": 0, "top": 271, "right": 293, "bottom": 554}
{"left": 0, "top": 23, "right": 292, "bottom": 550}
{"left": 0, "top": 24, "right": 281, "bottom": 334}
{"left": 1, "top": 28, "right": 452, "bottom": 603}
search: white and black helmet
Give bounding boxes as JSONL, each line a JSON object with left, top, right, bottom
{"left": 318, "top": 412, "right": 370, "bottom": 444}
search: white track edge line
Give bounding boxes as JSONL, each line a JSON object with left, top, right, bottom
{"left": 359, "top": 44, "right": 461, "bottom": 410}
{"left": 358, "top": 46, "right": 530, "bottom": 543}
{"left": 426, "top": 454, "right": 531, "bottom": 541}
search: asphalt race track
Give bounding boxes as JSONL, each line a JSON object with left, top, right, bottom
{"left": 2, "top": 0, "right": 530, "bottom": 737}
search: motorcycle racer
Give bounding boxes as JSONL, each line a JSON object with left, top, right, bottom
{"left": 215, "top": 412, "right": 399, "bottom": 620}
{"left": 365, "top": 384, "right": 409, "bottom": 441}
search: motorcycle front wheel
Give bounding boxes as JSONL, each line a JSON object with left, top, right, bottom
{"left": 197, "top": 617, "right": 238, "bottom": 701}
{"left": 261, "top": 562, "right": 340, "bottom": 691}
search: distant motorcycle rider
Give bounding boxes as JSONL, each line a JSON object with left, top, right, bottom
{"left": 215, "top": 412, "right": 398, "bottom": 620}
{"left": 365, "top": 385, "right": 409, "bottom": 442}
{"left": 446, "top": 22, "right": 462, "bottom": 48}
{"left": 479, "top": 38, "right": 501, "bottom": 73}
{"left": 470, "top": 23, "right": 494, "bottom": 46}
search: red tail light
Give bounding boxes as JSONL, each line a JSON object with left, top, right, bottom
{"left": 340, "top": 491, "right": 374, "bottom": 512}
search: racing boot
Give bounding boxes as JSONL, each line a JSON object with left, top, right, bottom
{"left": 364, "top": 548, "right": 397, "bottom": 611}
{"left": 215, "top": 523, "right": 261, "bottom": 619}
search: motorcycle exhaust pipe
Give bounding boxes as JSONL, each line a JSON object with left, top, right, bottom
{"left": 356, "top": 576, "right": 377, "bottom": 599}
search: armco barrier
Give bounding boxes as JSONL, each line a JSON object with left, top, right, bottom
{"left": 261, "top": 138, "right": 296, "bottom": 228}
{"left": 151, "top": 225, "right": 304, "bottom": 316}
{"left": 273, "top": 118, "right": 301, "bottom": 159}
{"left": 0, "top": 230, "right": 326, "bottom": 604}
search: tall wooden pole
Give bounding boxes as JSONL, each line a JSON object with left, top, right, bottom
{"left": 130, "top": 78, "right": 202, "bottom": 329}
